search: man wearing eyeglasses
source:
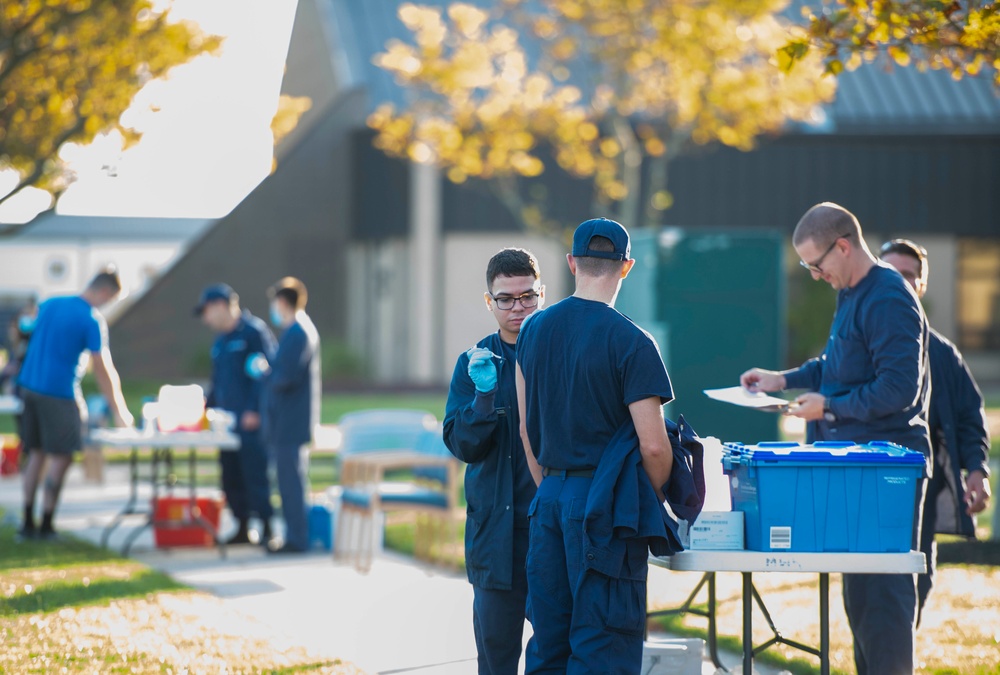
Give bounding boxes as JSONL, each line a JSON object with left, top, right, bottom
{"left": 444, "top": 247, "right": 544, "bottom": 674}
{"left": 880, "top": 239, "right": 991, "bottom": 627}
{"left": 741, "top": 202, "right": 931, "bottom": 675}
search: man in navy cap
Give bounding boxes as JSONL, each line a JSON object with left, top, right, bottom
{"left": 196, "top": 283, "right": 277, "bottom": 547}
{"left": 516, "top": 218, "right": 675, "bottom": 673}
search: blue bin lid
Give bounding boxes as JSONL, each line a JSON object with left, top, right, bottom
{"left": 723, "top": 440, "right": 926, "bottom": 464}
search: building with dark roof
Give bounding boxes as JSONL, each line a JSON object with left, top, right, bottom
{"left": 110, "top": 0, "right": 1000, "bottom": 385}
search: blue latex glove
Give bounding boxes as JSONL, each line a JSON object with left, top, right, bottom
{"left": 466, "top": 347, "right": 498, "bottom": 393}
{"left": 245, "top": 352, "right": 271, "bottom": 380}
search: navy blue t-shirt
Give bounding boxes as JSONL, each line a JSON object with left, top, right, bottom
{"left": 516, "top": 296, "right": 673, "bottom": 470}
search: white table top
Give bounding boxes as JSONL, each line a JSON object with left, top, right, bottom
{"left": 652, "top": 549, "right": 926, "bottom": 574}
{"left": 88, "top": 427, "right": 240, "bottom": 450}
{"left": 0, "top": 395, "right": 23, "bottom": 415}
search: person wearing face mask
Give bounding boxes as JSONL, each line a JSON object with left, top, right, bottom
{"left": 195, "top": 283, "right": 277, "bottom": 548}
{"left": 252, "top": 277, "right": 320, "bottom": 554}
{"left": 17, "top": 268, "right": 134, "bottom": 540}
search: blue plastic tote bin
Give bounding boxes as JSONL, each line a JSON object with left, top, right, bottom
{"left": 308, "top": 503, "right": 334, "bottom": 551}
{"left": 722, "top": 441, "right": 927, "bottom": 553}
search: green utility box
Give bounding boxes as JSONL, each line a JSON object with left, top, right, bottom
{"left": 617, "top": 228, "right": 785, "bottom": 443}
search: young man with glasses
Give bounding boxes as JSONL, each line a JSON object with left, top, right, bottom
{"left": 741, "top": 202, "right": 931, "bottom": 675}
{"left": 444, "top": 247, "right": 544, "bottom": 674}
{"left": 880, "top": 238, "right": 991, "bottom": 626}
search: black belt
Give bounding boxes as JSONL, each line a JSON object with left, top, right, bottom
{"left": 542, "top": 467, "right": 595, "bottom": 478}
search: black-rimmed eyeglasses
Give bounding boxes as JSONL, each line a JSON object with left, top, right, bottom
{"left": 490, "top": 292, "right": 540, "bottom": 310}
{"left": 800, "top": 233, "right": 851, "bottom": 274}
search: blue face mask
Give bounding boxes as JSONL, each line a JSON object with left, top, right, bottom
{"left": 270, "top": 307, "right": 284, "bottom": 328}
{"left": 17, "top": 315, "right": 35, "bottom": 335}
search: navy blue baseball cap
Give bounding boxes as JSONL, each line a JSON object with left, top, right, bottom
{"left": 194, "top": 283, "right": 235, "bottom": 316}
{"left": 572, "top": 217, "right": 631, "bottom": 261}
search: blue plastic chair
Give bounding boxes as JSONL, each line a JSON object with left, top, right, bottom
{"left": 335, "top": 411, "right": 459, "bottom": 571}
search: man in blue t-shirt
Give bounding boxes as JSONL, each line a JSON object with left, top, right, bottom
{"left": 196, "top": 284, "right": 277, "bottom": 547}
{"left": 444, "top": 247, "right": 544, "bottom": 674}
{"left": 17, "top": 268, "right": 134, "bottom": 539}
{"left": 516, "top": 218, "right": 674, "bottom": 673}
{"left": 742, "top": 203, "right": 931, "bottom": 675}
{"left": 880, "top": 239, "right": 991, "bottom": 625}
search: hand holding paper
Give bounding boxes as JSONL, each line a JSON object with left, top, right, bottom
{"left": 704, "top": 386, "right": 791, "bottom": 412}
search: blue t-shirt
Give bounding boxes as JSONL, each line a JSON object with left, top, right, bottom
{"left": 516, "top": 296, "right": 674, "bottom": 470}
{"left": 18, "top": 296, "right": 104, "bottom": 400}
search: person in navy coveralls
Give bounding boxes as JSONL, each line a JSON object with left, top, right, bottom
{"left": 444, "top": 248, "right": 544, "bottom": 674}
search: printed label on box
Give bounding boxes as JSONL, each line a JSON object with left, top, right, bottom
{"left": 769, "top": 526, "right": 791, "bottom": 549}
{"left": 687, "top": 511, "right": 744, "bottom": 550}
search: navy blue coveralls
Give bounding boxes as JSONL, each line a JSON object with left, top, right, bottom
{"left": 263, "top": 311, "right": 321, "bottom": 551}
{"left": 207, "top": 310, "right": 276, "bottom": 527}
{"left": 444, "top": 332, "right": 536, "bottom": 675}
{"left": 517, "top": 296, "right": 674, "bottom": 675}
{"left": 918, "top": 328, "right": 991, "bottom": 622}
{"left": 783, "top": 263, "right": 931, "bottom": 675}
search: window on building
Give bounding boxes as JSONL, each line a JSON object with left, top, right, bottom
{"left": 956, "top": 239, "right": 1000, "bottom": 352}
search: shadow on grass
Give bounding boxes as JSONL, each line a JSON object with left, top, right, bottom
{"left": 0, "top": 528, "right": 122, "bottom": 571}
{"left": 0, "top": 568, "right": 184, "bottom": 616}
{"left": 649, "top": 612, "right": 844, "bottom": 675}
{"left": 937, "top": 539, "right": 1000, "bottom": 566}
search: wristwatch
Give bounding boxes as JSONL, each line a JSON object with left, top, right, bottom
{"left": 822, "top": 398, "right": 836, "bottom": 423}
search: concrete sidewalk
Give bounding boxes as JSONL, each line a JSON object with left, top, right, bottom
{"left": 0, "top": 463, "right": 785, "bottom": 675}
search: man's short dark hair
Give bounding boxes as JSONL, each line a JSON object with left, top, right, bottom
{"left": 880, "top": 238, "right": 929, "bottom": 282}
{"left": 486, "top": 248, "right": 540, "bottom": 291}
{"left": 574, "top": 236, "right": 625, "bottom": 277}
{"left": 88, "top": 266, "right": 121, "bottom": 293}
{"left": 268, "top": 277, "right": 308, "bottom": 310}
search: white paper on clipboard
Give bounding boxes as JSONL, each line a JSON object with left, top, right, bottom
{"left": 703, "top": 386, "right": 791, "bottom": 412}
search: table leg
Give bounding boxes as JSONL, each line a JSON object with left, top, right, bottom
{"left": 101, "top": 446, "right": 141, "bottom": 548}
{"left": 820, "top": 572, "right": 830, "bottom": 675}
{"left": 707, "top": 572, "right": 723, "bottom": 670}
{"left": 743, "top": 572, "right": 753, "bottom": 675}
{"left": 186, "top": 446, "right": 226, "bottom": 558}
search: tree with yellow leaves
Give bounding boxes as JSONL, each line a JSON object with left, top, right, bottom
{"left": 369, "top": 0, "right": 835, "bottom": 231}
{"left": 0, "top": 0, "right": 220, "bottom": 214}
{"left": 781, "top": 1, "right": 1000, "bottom": 84}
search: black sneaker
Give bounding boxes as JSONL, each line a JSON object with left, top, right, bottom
{"left": 225, "top": 528, "right": 252, "bottom": 545}
{"left": 37, "top": 526, "right": 59, "bottom": 542}
{"left": 268, "top": 543, "right": 306, "bottom": 555}
{"left": 15, "top": 524, "right": 37, "bottom": 542}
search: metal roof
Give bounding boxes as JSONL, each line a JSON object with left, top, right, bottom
{"left": 4, "top": 212, "right": 213, "bottom": 243}
{"left": 329, "top": 0, "right": 1000, "bottom": 134}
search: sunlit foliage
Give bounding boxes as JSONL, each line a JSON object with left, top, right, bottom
{"left": 0, "top": 0, "right": 220, "bottom": 208}
{"left": 781, "top": 1, "right": 1000, "bottom": 85}
{"left": 369, "top": 1, "right": 835, "bottom": 227}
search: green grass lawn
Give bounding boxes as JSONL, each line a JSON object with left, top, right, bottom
{"left": 0, "top": 513, "right": 355, "bottom": 673}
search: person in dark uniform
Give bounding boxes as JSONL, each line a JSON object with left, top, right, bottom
{"left": 444, "top": 248, "right": 544, "bottom": 674}
{"left": 516, "top": 218, "right": 674, "bottom": 674}
{"left": 256, "top": 277, "right": 320, "bottom": 554}
{"left": 195, "top": 283, "right": 276, "bottom": 547}
{"left": 879, "top": 238, "right": 992, "bottom": 625}
{"left": 741, "top": 203, "right": 932, "bottom": 675}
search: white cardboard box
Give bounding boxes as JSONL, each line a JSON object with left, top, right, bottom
{"left": 683, "top": 511, "right": 744, "bottom": 550}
